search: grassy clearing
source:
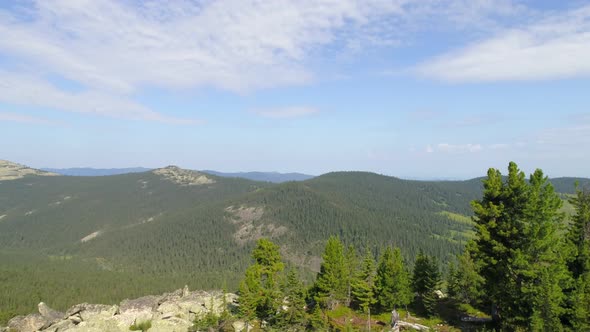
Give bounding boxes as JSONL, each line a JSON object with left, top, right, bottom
{"left": 438, "top": 211, "right": 475, "bottom": 226}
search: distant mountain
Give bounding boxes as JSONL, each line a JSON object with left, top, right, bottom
{"left": 41, "top": 167, "right": 152, "bottom": 176}
{"left": 202, "top": 170, "right": 314, "bottom": 183}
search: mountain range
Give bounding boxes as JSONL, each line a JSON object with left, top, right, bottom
{"left": 41, "top": 167, "right": 314, "bottom": 183}
{"left": 0, "top": 159, "right": 588, "bottom": 322}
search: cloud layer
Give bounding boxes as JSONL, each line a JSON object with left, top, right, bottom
{"left": 415, "top": 4, "right": 590, "bottom": 82}
{"left": 252, "top": 106, "right": 319, "bottom": 119}
{"left": 0, "top": 0, "right": 526, "bottom": 121}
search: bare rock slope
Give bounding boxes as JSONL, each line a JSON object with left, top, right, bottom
{"left": 0, "top": 160, "right": 58, "bottom": 181}
{"left": 152, "top": 166, "right": 215, "bottom": 186}
{"left": 3, "top": 288, "right": 237, "bottom": 332}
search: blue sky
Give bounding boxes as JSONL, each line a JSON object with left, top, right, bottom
{"left": 1, "top": 0, "right": 589, "bottom": 179}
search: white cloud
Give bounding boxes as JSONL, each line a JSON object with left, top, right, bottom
{"left": 0, "top": 111, "right": 53, "bottom": 125}
{"left": 489, "top": 143, "right": 510, "bottom": 150}
{"left": 252, "top": 106, "right": 319, "bottom": 119}
{"left": 414, "top": 4, "right": 590, "bottom": 82}
{"left": 0, "top": 0, "right": 528, "bottom": 121}
{"left": 0, "top": 71, "right": 198, "bottom": 124}
{"left": 437, "top": 143, "right": 483, "bottom": 153}
{"left": 0, "top": 0, "right": 408, "bottom": 95}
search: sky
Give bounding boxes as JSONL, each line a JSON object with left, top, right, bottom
{"left": 0, "top": 0, "right": 589, "bottom": 179}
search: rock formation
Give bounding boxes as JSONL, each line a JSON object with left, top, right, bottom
{"left": 2, "top": 287, "right": 238, "bottom": 332}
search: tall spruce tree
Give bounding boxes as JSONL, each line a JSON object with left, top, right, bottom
{"left": 565, "top": 186, "right": 590, "bottom": 329}
{"left": 238, "top": 238, "right": 285, "bottom": 324}
{"left": 522, "top": 169, "right": 568, "bottom": 331}
{"left": 344, "top": 244, "right": 358, "bottom": 308}
{"left": 277, "top": 269, "right": 307, "bottom": 330}
{"left": 314, "top": 236, "right": 347, "bottom": 310}
{"left": 470, "top": 162, "right": 569, "bottom": 329}
{"left": 351, "top": 248, "right": 377, "bottom": 331}
{"left": 374, "top": 246, "right": 411, "bottom": 311}
{"left": 567, "top": 186, "right": 590, "bottom": 279}
{"left": 411, "top": 250, "right": 440, "bottom": 317}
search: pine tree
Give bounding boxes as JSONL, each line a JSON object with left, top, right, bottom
{"left": 238, "top": 268, "right": 259, "bottom": 327}
{"left": 238, "top": 238, "right": 285, "bottom": 324}
{"left": 470, "top": 163, "right": 530, "bottom": 326}
{"left": 447, "top": 251, "right": 483, "bottom": 305}
{"left": 411, "top": 251, "right": 440, "bottom": 317}
{"left": 520, "top": 169, "right": 568, "bottom": 331}
{"left": 565, "top": 186, "right": 590, "bottom": 329}
{"left": 308, "top": 305, "right": 327, "bottom": 331}
{"left": 351, "top": 248, "right": 376, "bottom": 330}
{"left": 374, "top": 246, "right": 412, "bottom": 311}
{"left": 277, "top": 269, "right": 307, "bottom": 330}
{"left": 391, "top": 247, "right": 412, "bottom": 310}
{"left": 470, "top": 162, "right": 569, "bottom": 329}
{"left": 446, "top": 261, "right": 459, "bottom": 300}
{"left": 567, "top": 185, "right": 590, "bottom": 279}
{"left": 313, "top": 236, "right": 347, "bottom": 310}
{"left": 344, "top": 245, "right": 358, "bottom": 308}
{"left": 374, "top": 246, "right": 395, "bottom": 310}
{"left": 571, "top": 274, "right": 590, "bottom": 331}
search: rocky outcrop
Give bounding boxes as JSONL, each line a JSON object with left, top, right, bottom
{"left": 4, "top": 287, "right": 238, "bottom": 332}
{"left": 152, "top": 166, "right": 215, "bottom": 186}
{"left": 0, "top": 160, "right": 59, "bottom": 181}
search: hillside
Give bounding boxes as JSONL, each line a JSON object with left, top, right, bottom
{"left": 0, "top": 162, "right": 587, "bottom": 324}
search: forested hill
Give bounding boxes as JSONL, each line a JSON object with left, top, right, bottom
{"left": 0, "top": 162, "right": 587, "bottom": 323}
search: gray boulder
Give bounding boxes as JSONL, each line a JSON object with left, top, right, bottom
{"left": 65, "top": 303, "right": 118, "bottom": 322}
{"left": 120, "top": 295, "right": 160, "bottom": 312}
{"left": 8, "top": 314, "right": 50, "bottom": 332}
{"left": 42, "top": 319, "right": 75, "bottom": 332}
{"left": 38, "top": 302, "right": 64, "bottom": 322}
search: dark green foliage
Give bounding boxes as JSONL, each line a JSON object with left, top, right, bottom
{"left": 564, "top": 186, "right": 590, "bottom": 329}
{"left": 351, "top": 248, "right": 376, "bottom": 331}
{"left": 129, "top": 319, "right": 152, "bottom": 331}
{"left": 277, "top": 269, "right": 307, "bottom": 330}
{"left": 343, "top": 245, "right": 358, "bottom": 308}
{"left": 351, "top": 248, "right": 376, "bottom": 313}
{"left": 313, "top": 236, "right": 347, "bottom": 310}
{"left": 567, "top": 186, "right": 590, "bottom": 279}
{"left": 238, "top": 239, "right": 284, "bottom": 323}
{"left": 570, "top": 274, "right": 590, "bottom": 331}
{"left": 374, "top": 247, "right": 411, "bottom": 311}
{"left": 308, "top": 306, "right": 327, "bottom": 331}
{"left": 469, "top": 162, "right": 570, "bottom": 330}
{"left": 412, "top": 251, "right": 440, "bottom": 317}
{"left": 0, "top": 167, "right": 587, "bottom": 325}
{"left": 446, "top": 251, "right": 483, "bottom": 306}
{"left": 191, "top": 311, "right": 221, "bottom": 332}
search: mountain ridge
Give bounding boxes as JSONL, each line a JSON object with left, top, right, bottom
{"left": 1, "top": 159, "right": 589, "bottom": 322}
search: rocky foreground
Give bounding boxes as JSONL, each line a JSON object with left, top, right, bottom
{"left": 1, "top": 287, "right": 242, "bottom": 332}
